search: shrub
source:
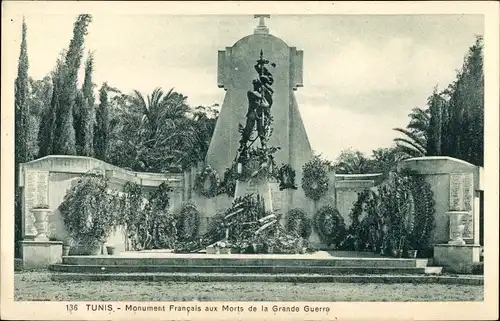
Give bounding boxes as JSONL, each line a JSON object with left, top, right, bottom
{"left": 144, "top": 182, "right": 176, "bottom": 249}
{"left": 341, "top": 170, "right": 435, "bottom": 257}
{"left": 59, "top": 171, "right": 118, "bottom": 247}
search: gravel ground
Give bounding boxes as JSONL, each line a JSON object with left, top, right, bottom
{"left": 14, "top": 272, "right": 483, "bottom": 302}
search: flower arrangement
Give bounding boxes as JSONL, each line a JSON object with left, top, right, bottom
{"left": 218, "top": 165, "right": 238, "bottom": 197}
{"left": 277, "top": 164, "right": 298, "bottom": 190}
{"left": 194, "top": 165, "right": 220, "bottom": 198}
{"left": 285, "top": 208, "right": 312, "bottom": 239}
{"left": 175, "top": 200, "right": 201, "bottom": 243}
{"left": 313, "top": 205, "right": 346, "bottom": 248}
{"left": 302, "top": 155, "right": 330, "bottom": 201}
{"left": 59, "top": 171, "right": 118, "bottom": 250}
{"left": 215, "top": 240, "right": 232, "bottom": 248}
{"left": 339, "top": 170, "right": 436, "bottom": 257}
{"left": 236, "top": 146, "right": 279, "bottom": 182}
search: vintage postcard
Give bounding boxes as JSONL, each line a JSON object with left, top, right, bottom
{"left": 1, "top": 1, "right": 499, "bottom": 320}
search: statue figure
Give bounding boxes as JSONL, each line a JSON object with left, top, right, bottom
{"left": 237, "top": 50, "right": 276, "bottom": 162}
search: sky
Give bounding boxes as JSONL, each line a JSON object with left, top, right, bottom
{"left": 5, "top": 12, "right": 484, "bottom": 161}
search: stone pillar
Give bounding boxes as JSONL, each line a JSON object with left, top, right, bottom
{"left": 398, "top": 156, "right": 482, "bottom": 273}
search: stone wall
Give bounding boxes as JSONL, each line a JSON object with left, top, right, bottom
{"left": 19, "top": 155, "right": 388, "bottom": 251}
{"left": 398, "top": 156, "right": 483, "bottom": 245}
{"left": 334, "top": 173, "right": 384, "bottom": 226}
{"left": 19, "top": 155, "right": 185, "bottom": 252}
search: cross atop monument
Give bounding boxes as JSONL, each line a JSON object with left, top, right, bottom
{"left": 254, "top": 14, "right": 270, "bottom": 34}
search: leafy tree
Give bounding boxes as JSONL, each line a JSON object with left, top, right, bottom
{"left": 52, "top": 14, "right": 92, "bottom": 155}
{"left": 333, "top": 149, "right": 371, "bottom": 174}
{"left": 177, "top": 104, "right": 219, "bottom": 169}
{"left": 370, "top": 147, "right": 408, "bottom": 175}
{"left": 94, "top": 83, "right": 109, "bottom": 161}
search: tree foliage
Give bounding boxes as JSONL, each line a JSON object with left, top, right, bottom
{"left": 94, "top": 83, "right": 109, "bottom": 161}
{"left": 393, "top": 36, "right": 484, "bottom": 166}
{"left": 75, "top": 52, "right": 95, "bottom": 156}
{"left": 332, "top": 147, "right": 407, "bottom": 177}
{"left": 52, "top": 14, "right": 92, "bottom": 155}
{"left": 14, "top": 18, "right": 30, "bottom": 258}
{"left": 15, "top": 18, "right": 31, "bottom": 165}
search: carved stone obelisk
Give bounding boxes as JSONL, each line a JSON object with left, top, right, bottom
{"left": 207, "top": 15, "right": 313, "bottom": 214}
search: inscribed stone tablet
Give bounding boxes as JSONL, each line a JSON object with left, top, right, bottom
{"left": 463, "top": 173, "right": 473, "bottom": 211}
{"left": 449, "top": 173, "right": 464, "bottom": 211}
{"left": 24, "top": 170, "right": 49, "bottom": 237}
{"left": 271, "top": 190, "right": 284, "bottom": 212}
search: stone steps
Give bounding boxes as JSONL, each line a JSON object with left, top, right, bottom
{"left": 50, "top": 264, "right": 442, "bottom": 275}
{"left": 49, "top": 272, "right": 482, "bottom": 285}
{"left": 61, "top": 256, "right": 429, "bottom": 268}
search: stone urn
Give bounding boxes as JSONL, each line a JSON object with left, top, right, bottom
{"left": 31, "top": 207, "right": 51, "bottom": 241}
{"left": 448, "top": 212, "right": 466, "bottom": 245}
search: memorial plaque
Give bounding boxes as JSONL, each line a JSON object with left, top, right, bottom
{"left": 271, "top": 189, "right": 284, "bottom": 212}
{"left": 23, "top": 170, "right": 49, "bottom": 237}
{"left": 449, "top": 173, "right": 464, "bottom": 211}
{"left": 449, "top": 173, "right": 475, "bottom": 240}
{"left": 463, "top": 173, "right": 473, "bottom": 211}
{"left": 247, "top": 179, "right": 260, "bottom": 195}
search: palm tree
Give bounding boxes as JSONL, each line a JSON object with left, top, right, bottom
{"left": 117, "top": 87, "right": 195, "bottom": 172}
{"left": 393, "top": 107, "right": 430, "bottom": 157}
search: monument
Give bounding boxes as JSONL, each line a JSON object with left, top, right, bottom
{"left": 206, "top": 15, "right": 314, "bottom": 215}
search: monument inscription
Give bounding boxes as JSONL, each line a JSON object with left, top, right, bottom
{"left": 24, "top": 170, "right": 49, "bottom": 237}
{"left": 449, "top": 173, "right": 474, "bottom": 240}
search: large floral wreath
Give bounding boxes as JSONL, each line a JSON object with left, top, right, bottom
{"left": 313, "top": 205, "right": 346, "bottom": 247}
{"left": 194, "top": 165, "right": 220, "bottom": 198}
{"left": 285, "top": 208, "right": 312, "bottom": 239}
{"left": 301, "top": 156, "right": 330, "bottom": 201}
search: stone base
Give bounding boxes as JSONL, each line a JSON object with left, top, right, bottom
{"left": 234, "top": 179, "right": 273, "bottom": 211}
{"left": 433, "top": 243, "right": 481, "bottom": 274}
{"left": 21, "top": 240, "right": 63, "bottom": 269}
{"left": 206, "top": 246, "right": 216, "bottom": 254}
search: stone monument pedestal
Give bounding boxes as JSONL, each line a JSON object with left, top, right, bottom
{"left": 433, "top": 244, "right": 481, "bottom": 273}
{"left": 21, "top": 240, "right": 63, "bottom": 269}
{"left": 234, "top": 178, "right": 274, "bottom": 212}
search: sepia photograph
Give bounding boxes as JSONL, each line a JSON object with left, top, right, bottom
{"left": 1, "top": 1, "right": 498, "bottom": 320}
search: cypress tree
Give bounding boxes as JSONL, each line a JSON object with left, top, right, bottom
{"left": 94, "top": 84, "right": 109, "bottom": 161}
{"left": 81, "top": 53, "right": 95, "bottom": 156}
{"left": 426, "top": 87, "right": 443, "bottom": 156}
{"left": 15, "top": 18, "right": 30, "bottom": 165}
{"left": 14, "top": 17, "right": 30, "bottom": 257}
{"left": 446, "top": 36, "right": 484, "bottom": 166}
{"left": 73, "top": 90, "right": 85, "bottom": 154}
{"left": 38, "top": 52, "right": 65, "bottom": 157}
{"left": 53, "top": 14, "right": 92, "bottom": 155}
